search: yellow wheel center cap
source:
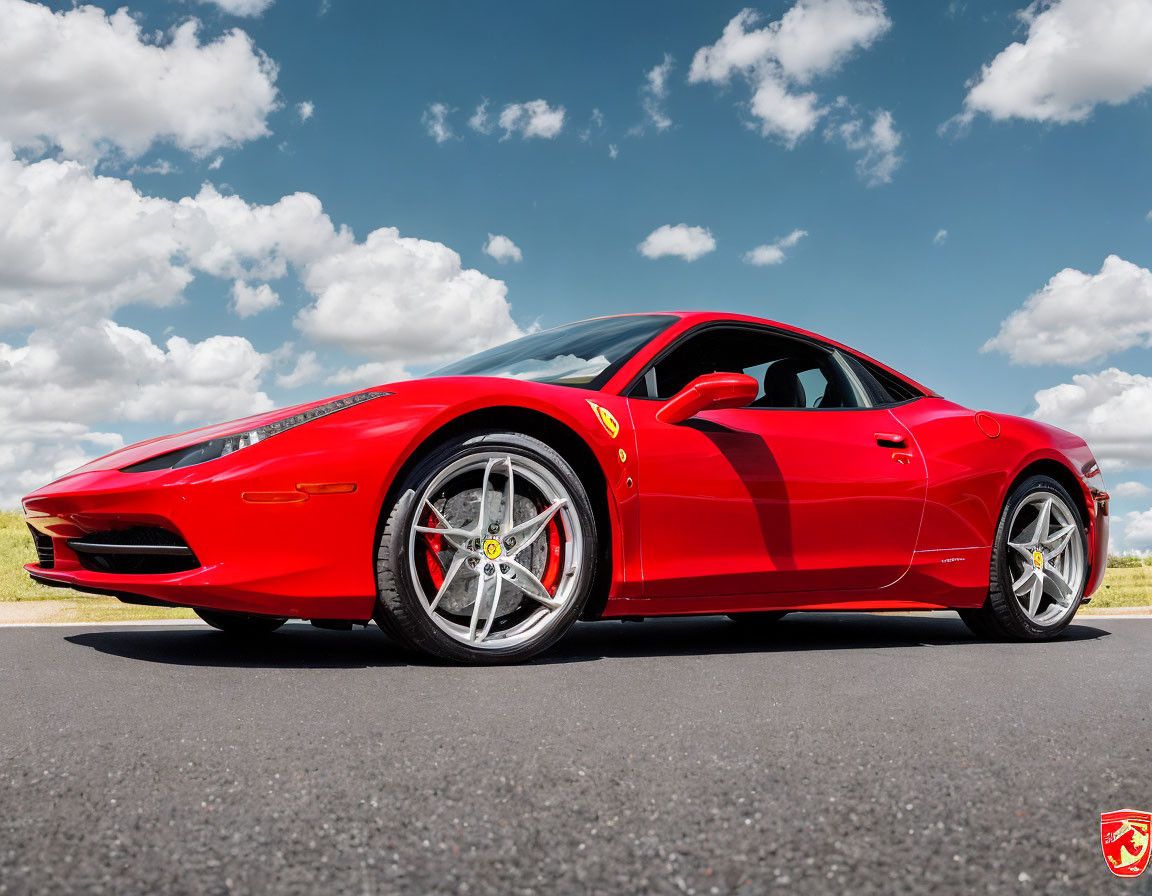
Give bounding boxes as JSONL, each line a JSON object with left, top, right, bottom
{"left": 483, "top": 538, "right": 503, "bottom": 560}
{"left": 1032, "top": 550, "right": 1044, "bottom": 569}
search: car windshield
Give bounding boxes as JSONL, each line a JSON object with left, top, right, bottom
{"left": 428, "top": 314, "right": 676, "bottom": 389}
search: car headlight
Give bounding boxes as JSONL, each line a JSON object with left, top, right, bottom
{"left": 122, "top": 391, "right": 390, "bottom": 473}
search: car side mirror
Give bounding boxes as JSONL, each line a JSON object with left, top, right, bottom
{"left": 655, "top": 372, "right": 760, "bottom": 424}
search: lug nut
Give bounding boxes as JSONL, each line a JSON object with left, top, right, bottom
{"left": 484, "top": 563, "right": 495, "bottom": 575}
{"left": 488, "top": 523, "right": 500, "bottom": 534}
{"left": 504, "top": 536, "right": 516, "bottom": 548}
{"left": 499, "top": 564, "right": 509, "bottom": 574}
{"left": 467, "top": 557, "right": 479, "bottom": 568}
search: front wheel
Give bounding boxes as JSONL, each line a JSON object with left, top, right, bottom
{"left": 960, "top": 475, "right": 1088, "bottom": 641}
{"left": 375, "top": 432, "right": 599, "bottom": 664}
{"left": 195, "top": 608, "right": 288, "bottom": 634}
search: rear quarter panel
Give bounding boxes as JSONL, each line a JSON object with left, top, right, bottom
{"left": 892, "top": 398, "right": 1095, "bottom": 551}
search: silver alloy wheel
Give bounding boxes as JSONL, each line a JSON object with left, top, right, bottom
{"left": 1005, "top": 491, "right": 1085, "bottom": 626}
{"left": 406, "top": 452, "right": 583, "bottom": 650}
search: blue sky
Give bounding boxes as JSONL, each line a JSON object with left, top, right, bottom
{"left": 4, "top": 0, "right": 1152, "bottom": 546}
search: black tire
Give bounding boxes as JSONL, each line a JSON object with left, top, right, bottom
{"left": 375, "top": 432, "right": 599, "bottom": 664}
{"left": 727, "top": 611, "right": 789, "bottom": 625}
{"left": 959, "top": 475, "right": 1088, "bottom": 641}
{"left": 195, "top": 608, "right": 288, "bottom": 634}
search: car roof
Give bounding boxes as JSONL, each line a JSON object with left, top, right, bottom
{"left": 590, "top": 311, "right": 937, "bottom": 398}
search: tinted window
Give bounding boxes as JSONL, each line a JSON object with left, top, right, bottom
{"left": 631, "top": 326, "right": 861, "bottom": 409}
{"left": 429, "top": 314, "right": 675, "bottom": 389}
{"left": 842, "top": 354, "right": 924, "bottom": 405}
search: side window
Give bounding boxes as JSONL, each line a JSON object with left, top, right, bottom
{"left": 630, "top": 326, "right": 862, "bottom": 409}
{"left": 842, "top": 354, "right": 924, "bottom": 406}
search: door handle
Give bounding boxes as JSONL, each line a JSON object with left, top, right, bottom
{"left": 875, "top": 433, "right": 907, "bottom": 449}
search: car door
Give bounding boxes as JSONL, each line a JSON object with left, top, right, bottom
{"left": 624, "top": 325, "right": 927, "bottom": 598}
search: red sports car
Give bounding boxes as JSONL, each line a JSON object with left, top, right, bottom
{"left": 22, "top": 312, "right": 1109, "bottom": 663}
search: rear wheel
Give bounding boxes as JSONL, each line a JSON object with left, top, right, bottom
{"left": 960, "top": 475, "right": 1088, "bottom": 641}
{"left": 195, "top": 608, "right": 288, "bottom": 634}
{"left": 375, "top": 432, "right": 598, "bottom": 664}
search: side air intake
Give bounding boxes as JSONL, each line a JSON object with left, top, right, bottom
{"left": 27, "top": 525, "right": 54, "bottom": 570}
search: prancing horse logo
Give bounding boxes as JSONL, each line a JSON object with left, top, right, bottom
{"left": 1032, "top": 550, "right": 1044, "bottom": 569}
{"left": 483, "top": 539, "right": 503, "bottom": 560}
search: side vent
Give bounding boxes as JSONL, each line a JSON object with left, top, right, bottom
{"left": 27, "top": 526, "right": 54, "bottom": 570}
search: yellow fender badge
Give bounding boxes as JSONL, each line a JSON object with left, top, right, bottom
{"left": 586, "top": 400, "right": 621, "bottom": 439}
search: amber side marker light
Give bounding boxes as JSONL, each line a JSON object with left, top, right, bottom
{"left": 297, "top": 483, "right": 357, "bottom": 495}
{"left": 242, "top": 491, "right": 308, "bottom": 504}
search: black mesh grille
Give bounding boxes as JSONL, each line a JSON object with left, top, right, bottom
{"left": 67, "top": 527, "right": 199, "bottom": 575}
{"left": 27, "top": 525, "right": 54, "bottom": 570}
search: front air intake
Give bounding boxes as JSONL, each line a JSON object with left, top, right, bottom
{"left": 27, "top": 525, "right": 54, "bottom": 570}
{"left": 67, "top": 527, "right": 200, "bottom": 575}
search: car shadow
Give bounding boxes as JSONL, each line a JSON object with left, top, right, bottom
{"left": 545, "top": 612, "right": 1109, "bottom": 662}
{"left": 63, "top": 612, "right": 1111, "bottom": 669}
{"left": 65, "top": 625, "right": 410, "bottom": 669}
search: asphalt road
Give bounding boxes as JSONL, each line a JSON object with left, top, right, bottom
{"left": 1, "top": 614, "right": 1150, "bottom": 895}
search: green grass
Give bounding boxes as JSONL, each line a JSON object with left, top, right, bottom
{"left": 1092, "top": 558, "right": 1152, "bottom": 609}
{"left": 1, "top": 511, "right": 194, "bottom": 621}
{"left": 0, "top": 509, "right": 71, "bottom": 601}
{"left": 2, "top": 509, "right": 1148, "bottom": 615}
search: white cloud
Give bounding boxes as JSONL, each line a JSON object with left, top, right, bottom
{"left": 1114, "top": 508, "right": 1152, "bottom": 552}
{"left": 126, "top": 159, "right": 178, "bottom": 176}
{"left": 483, "top": 234, "right": 523, "bottom": 264}
{"left": 276, "top": 350, "right": 323, "bottom": 388}
{"left": 688, "top": 2, "right": 895, "bottom": 175}
{"left": 748, "top": 76, "right": 825, "bottom": 145}
{"left": 297, "top": 100, "right": 314, "bottom": 122}
{"left": 0, "top": 320, "right": 274, "bottom": 427}
{"left": 689, "top": 2, "right": 890, "bottom": 86}
{"left": 580, "top": 108, "right": 606, "bottom": 142}
{"left": 638, "top": 224, "right": 716, "bottom": 261}
{"left": 208, "top": 155, "right": 223, "bottom": 170}
{"left": 498, "top": 100, "right": 565, "bottom": 139}
{"left": 1113, "top": 480, "right": 1151, "bottom": 499}
{"left": 230, "top": 280, "right": 280, "bottom": 317}
{"left": 0, "top": 0, "right": 278, "bottom": 161}
{"left": 422, "top": 102, "right": 455, "bottom": 143}
{"left": 200, "top": 0, "right": 276, "bottom": 15}
{"left": 0, "top": 144, "right": 523, "bottom": 504}
{"left": 468, "top": 100, "right": 492, "bottom": 134}
{"left": 326, "top": 360, "right": 409, "bottom": 386}
{"left": 984, "top": 255, "right": 1152, "bottom": 365}
{"left": 296, "top": 228, "right": 521, "bottom": 361}
{"left": 636, "top": 54, "right": 674, "bottom": 134}
{"left": 829, "top": 107, "right": 902, "bottom": 185}
{"left": 0, "top": 150, "right": 193, "bottom": 329}
{"left": 743, "top": 229, "right": 807, "bottom": 265}
{"left": 956, "top": 0, "right": 1152, "bottom": 126}
{"left": 1031, "top": 368, "right": 1152, "bottom": 470}
{"left": 0, "top": 422, "right": 123, "bottom": 509}
{"left": 608, "top": 144, "right": 619, "bottom": 159}
{"left": 934, "top": 228, "right": 948, "bottom": 245}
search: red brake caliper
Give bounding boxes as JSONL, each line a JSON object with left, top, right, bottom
{"left": 422, "top": 509, "right": 445, "bottom": 589}
{"left": 539, "top": 516, "right": 562, "bottom": 593}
